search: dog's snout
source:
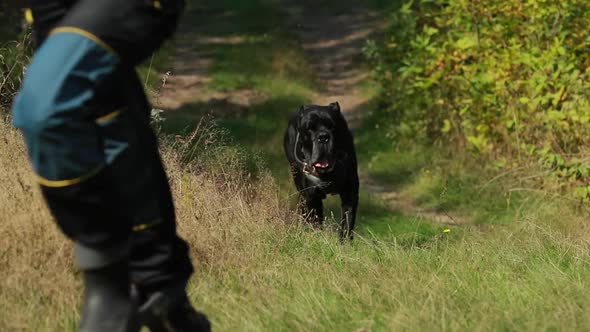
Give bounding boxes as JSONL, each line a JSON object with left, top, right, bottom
{"left": 317, "top": 133, "right": 330, "bottom": 143}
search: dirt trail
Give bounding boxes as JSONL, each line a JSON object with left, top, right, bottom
{"left": 157, "top": 6, "right": 265, "bottom": 113}
{"left": 281, "top": 2, "right": 382, "bottom": 128}
{"left": 281, "top": 1, "right": 465, "bottom": 224}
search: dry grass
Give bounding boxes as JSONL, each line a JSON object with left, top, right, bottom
{"left": 0, "top": 116, "right": 79, "bottom": 331}
{"left": 0, "top": 115, "right": 302, "bottom": 331}
{"left": 0, "top": 33, "right": 31, "bottom": 110}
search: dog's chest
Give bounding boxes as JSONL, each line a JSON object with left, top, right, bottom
{"left": 304, "top": 173, "right": 338, "bottom": 195}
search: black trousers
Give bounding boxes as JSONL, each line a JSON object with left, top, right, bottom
{"left": 23, "top": 0, "right": 193, "bottom": 290}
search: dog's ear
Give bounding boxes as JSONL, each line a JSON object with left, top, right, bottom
{"left": 329, "top": 102, "right": 341, "bottom": 113}
{"left": 296, "top": 106, "right": 304, "bottom": 127}
{"left": 301, "top": 105, "right": 315, "bottom": 112}
{"left": 298, "top": 105, "right": 310, "bottom": 117}
{"left": 297, "top": 105, "right": 308, "bottom": 130}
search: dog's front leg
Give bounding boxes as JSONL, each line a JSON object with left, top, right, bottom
{"left": 302, "top": 195, "right": 324, "bottom": 227}
{"left": 340, "top": 192, "right": 358, "bottom": 241}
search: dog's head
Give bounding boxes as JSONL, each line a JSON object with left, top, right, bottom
{"left": 295, "top": 102, "right": 350, "bottom": 176}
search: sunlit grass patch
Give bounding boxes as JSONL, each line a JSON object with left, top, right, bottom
{"left": 208, "top": 37, "right": 316, "bottom": 96}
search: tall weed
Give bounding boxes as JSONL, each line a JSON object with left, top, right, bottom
{"left": 0, "top": 32, "right": 30, "bottom": 111}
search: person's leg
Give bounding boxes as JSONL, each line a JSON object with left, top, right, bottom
{"left": 12, "top": 30, "right": 138, "bottom": 332}
{"left": 17, "top": 1, "right": 209, "bottom": 330}
{"left": 60, "top": 0, "right": 206, "bottom": 317}
{"left": 121, "top": 64, "right": 210, "bottom": 332}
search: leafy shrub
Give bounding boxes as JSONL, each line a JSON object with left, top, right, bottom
{"left": 366, "top": 0, "right": 590, "bottom": 196}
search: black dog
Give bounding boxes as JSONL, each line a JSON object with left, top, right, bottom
{"left": 283, "top": 102, "right": 359, "bottom": 240}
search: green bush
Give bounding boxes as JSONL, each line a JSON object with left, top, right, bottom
{"left": 366, "top": 0, "right": 590, "bottom": 196}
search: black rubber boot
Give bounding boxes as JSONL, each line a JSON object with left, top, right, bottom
{"left": 137, "top": 286, "right": 211, "bottom": 332}
{"left": 78, "top": 260, "right": 140, "bottom": 332}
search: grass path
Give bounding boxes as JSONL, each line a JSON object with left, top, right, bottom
{"left": 156, "top": 5, "right": 266, "bottom": 113}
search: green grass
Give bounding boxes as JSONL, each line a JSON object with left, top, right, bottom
{"left": 360, "top": 142, "right": 548, "bottom": 226}
{"left": 353, "top": 99, "right": 551, "bottom": 226}
{"left": 321, "top": 190, "right": 443, "bottom": 244}
{"left": 190, "top": 209, "right": 590, "bottom": 332}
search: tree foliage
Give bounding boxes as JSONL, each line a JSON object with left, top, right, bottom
{"left": 366, "top": 0, "right": 590, "bottom": 196}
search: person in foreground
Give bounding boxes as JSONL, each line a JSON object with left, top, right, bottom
{"left": 11, "top": 1, "right": 211, "bottom": 331}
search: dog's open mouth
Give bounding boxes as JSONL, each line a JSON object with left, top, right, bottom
{"left": 304, "top": 160, "right": 334, "bottom": 176}
{"left": 314, "top": 160, "right": 330, "bottom": 169}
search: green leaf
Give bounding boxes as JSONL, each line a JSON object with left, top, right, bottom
{"left": 456, "top": 36, "right": 477, "bottom": 50}
{"left": 424, "top": 26, "right": 439, "bottom": 36}
{"left": 401, "top": 0, "right": 414, "bottom": 14}
{"left": 442, "top": 119, "right": 452, "bottom": 133}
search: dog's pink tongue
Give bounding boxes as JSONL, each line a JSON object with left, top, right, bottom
{"left": 314, "top": 160, "right": 330, "bottom": 168}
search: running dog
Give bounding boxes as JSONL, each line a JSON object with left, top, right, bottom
{"left": 283, "top": 102, "right": 359, "bottom": 241}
